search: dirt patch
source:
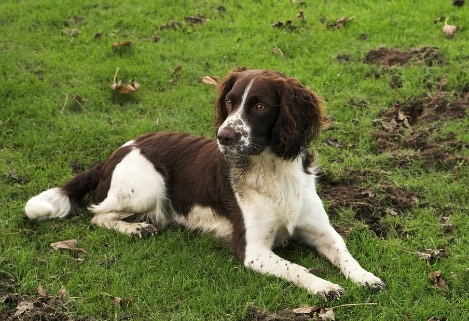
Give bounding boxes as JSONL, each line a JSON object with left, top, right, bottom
{"left": 317, "top": 170, "right": 419, "bottom": 238}
{"left": 365, "top": 46, "right": 445, "bottom": 67}
{"left": 0, "top": 273, "right": 91, "bottom": 321}
{"left": 373, "top": 90, "right": 468, "bottom": 169}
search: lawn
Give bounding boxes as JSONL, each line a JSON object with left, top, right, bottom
{"left": 0, "top": 0, "right": 468, "bottom": 320}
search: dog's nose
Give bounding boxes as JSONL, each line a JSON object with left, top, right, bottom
{"left": 217, "top": 127, "right": 239, "bottom": 146}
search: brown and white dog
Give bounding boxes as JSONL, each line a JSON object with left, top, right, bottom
{"left": 25, "top": 69, "right": 385, "bottom": 300}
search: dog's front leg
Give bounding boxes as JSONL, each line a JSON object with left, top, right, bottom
{"left": 296, "top": 194, "right": 386, "bottom": 291}
{"left": 240, "top": 208, "right": 345, "bottom": 300}
{"left": 244, "top": 243, "right": 346, "bottom": 300}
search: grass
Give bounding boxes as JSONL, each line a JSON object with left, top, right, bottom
{"left": 1, "top": 0, "right": 468, "bottom": 320}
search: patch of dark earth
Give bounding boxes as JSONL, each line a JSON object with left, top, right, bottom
{"left": 365, "top": 46, "right": 445, "bottom": 67}
{"left": 373, "top": 90, "right": 468, "bottom": 170}
{"left": 317, "top": 170, "right": 419, "bottom": 239}
{"left": 0, "top": 273, "right": 92, "bottom": 321}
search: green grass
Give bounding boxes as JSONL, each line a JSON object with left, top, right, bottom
{"left": 1, "top": 0, "right": 468, "bottom": 320}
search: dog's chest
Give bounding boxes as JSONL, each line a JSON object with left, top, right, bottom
{"left": 231, "top": 155, "right": 308, "bottom": 231}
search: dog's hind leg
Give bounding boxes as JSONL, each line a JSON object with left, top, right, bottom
{"left": 91, "top": 212, "right": 158, "bottom": 238}
{"left": 88, "top": 148, "right": 169, "bottom": 237}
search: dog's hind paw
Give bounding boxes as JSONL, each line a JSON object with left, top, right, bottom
{"left": 132, "top": 223, "right": 158, "bottom": 238}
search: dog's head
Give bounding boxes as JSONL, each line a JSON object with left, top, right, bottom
{"left": 215, "top": 69, "right": 324, "bottom": 160}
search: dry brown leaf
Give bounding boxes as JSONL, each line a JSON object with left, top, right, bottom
{"left": 37, "top": 284, "right": 47, "bottom": 297}
{"left": 50, "top": 239, "right": 87, "bottom": 253}
{"left": 112, "top": 41, "right": 132, "bottom": 49}
{"left": 297, "top": 10, "right": 306, "bottom": 22}
{"left": 13, "top": 300, "right": 34, "bottom": 318}
{"left": 58, "top": 288, "right": 68, "bottom": 302}
{"left": 327, "top": 16, "right": 354, "bottom": 29}
{"left": 111, "top": 68, "right": 140, "bottom": 95}
{"left": 417, "top": 248, "right": 448, "bottom": 263}
{"left": 293, "top": 306, "right": 316, "bottom": 314}
{"left": 318, "top": 307, "right": 336, "bottom": 321}
{"left": 442, "top": 18, "right": 457, "bottom": 38}
{"left": 325, "top": 137, "right": 343, "bottom": 148}
{"left": 184, "top": 14, "right": 206, "bottom": 25}
{"left": 116, "top": 81, "right": 140, "bottom": 94}
{"left": 173, "top": 65, "right": 182, "bottom": 75}
{"left": 271, "top": 47, "right": 284, "bottom": 57}
{"left": 321, "top": 117, "right": 332, "bottom": 131}
{"left": 201, "top": 75, "right": 219, "bottom": 87}
{"left": 442, "top": 24, "right": 457, "bottom": 38}
{"left": 428, "top": 270, "right": 447, "bottom": 289}
{"left": 62, "top": 28, "right": 80, "bottom": 36}
{"left": 292, "top": 306, "right": 335, "bottom": 320}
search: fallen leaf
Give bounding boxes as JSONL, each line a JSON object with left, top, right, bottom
{"left": 272, "top": 21, "right": 284, "bottom": 28}
{"left": 293, "top": 306, "right": 316, "bottom": 314}
{"left": 116, "top": 81, "right": 140, "bottom": 94}
{"left": 111, "top": 68, "right": 140, "bottom": 95}
{"left": 428, "top": 270, "right": 447, "bottom": 289}
{"left": 325, "top": 137, "right": 343, "bottom": 148}
{"left": 184, "top": 13, "right": 206, "bottom": 25}
{"left": 13, "top": 301, "right": 34, "bottom": 318}
{"left": 327, "top": 16, "right": 354, "bottom": 29}
{"left": 416, "top": 248, "right": 448, "bottom": 263}
{"left": 271, "top": 47, "right": 284, "bottom": 57}
{"left": 62, "top": 28, "right": 80, "bottom": 36}
{"left": 172, "top": 65, "right": 182, "bottom": 75}
{"left": 50, "top": 239, "right": 87, "bottom": 253}
{"left": 318, "top": 307, "right": 336, "bottom": 321}
{"left": 385, "top": 208, "right": 398, "bottom": 216}
{"left": 442, "top": 24, "right": 457, "bottom": 38}
{"left": 201, "top": 75, "right": 219, "bottom": 87}
{"left": 37, "top": 284, "right": 47, "bottom": 297}
{"left": 297, "top": 10, "right": 306, "bottom": 22}
{"left": 320, "top": 117, "right": 332, "bottom": 131}
{"left": 112, "top": 41, "right": 132, "bottom": 49}
{"left": 58, "top": 288, "right": 68, "bottom": 302}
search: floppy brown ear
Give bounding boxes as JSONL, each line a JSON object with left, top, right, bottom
{"left": 214, "top": 71, "right": 241, "bottom": 131}
{"left": 270, "top": 77, "right": 324, "bottom": 160}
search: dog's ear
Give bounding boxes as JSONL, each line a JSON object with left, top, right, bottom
{"left": 215, "top": 71, "right": 239, "bottom": 130}
{"left": 271, "top": 77, "right": 324, "bottom": 160}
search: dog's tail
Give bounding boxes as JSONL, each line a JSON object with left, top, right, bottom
{"left": 24, "top": 163, "right": 103, "bottom": 220}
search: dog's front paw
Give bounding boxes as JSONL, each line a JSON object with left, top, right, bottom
{"left": 313, "top": 281, "right": 346, "bottom": 301}
{"left": 352, "top": 271, "right": 386, "bottom": 292}
{"left": 132, "top": 223, "right": 158, "bottom": 238}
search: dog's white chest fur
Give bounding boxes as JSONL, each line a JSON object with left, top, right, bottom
{"left": 235, "top": 151, "right": 313, "bottom": 238}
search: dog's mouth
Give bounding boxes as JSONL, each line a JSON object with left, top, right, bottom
{"left": 217, "top": 128, "right": 266, "bottom": 156}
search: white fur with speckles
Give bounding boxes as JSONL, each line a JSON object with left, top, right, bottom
{"left": 238, "top": 150, "right": 384, "bottom": 299}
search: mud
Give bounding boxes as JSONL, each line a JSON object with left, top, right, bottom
{"left": 318, "top": 170, "right": 419, "bottom": 238}
{"left": 0, "top": 273, "right": 92, "bottom": 321}
{"left": 373, "top": 90, "right": 468, "bottom": 169}
{"left": 365, "top": 46, "right": 445, "bottom": 67}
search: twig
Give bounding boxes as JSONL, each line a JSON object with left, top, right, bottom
{"left": 113, "top": 67, "right": 120, "bottom": 84}
{"left": 61, "top": 93, "right": 69, "bottom": 113}
{"left": 331, "top": 302, "right": 378, "bottom": 309}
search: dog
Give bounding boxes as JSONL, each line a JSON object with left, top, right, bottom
{"left": 25, "top": 69, "right": 385, "bottom": 300}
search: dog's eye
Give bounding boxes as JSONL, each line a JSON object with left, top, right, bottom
{"left": 225, "top": 100, "right": 233, "bottom": 110}
{"left": 254, "top": 103, "right": 266, "bottom": 112}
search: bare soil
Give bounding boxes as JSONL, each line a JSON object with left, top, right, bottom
{"left": 373, "top": 89, "right": 468, "bottom": 169}
{"left": 0, "top": 273, "right": 92, "bottom": 321}
{"left": 365, "top": 46, "right": 445, "bottom": 67}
